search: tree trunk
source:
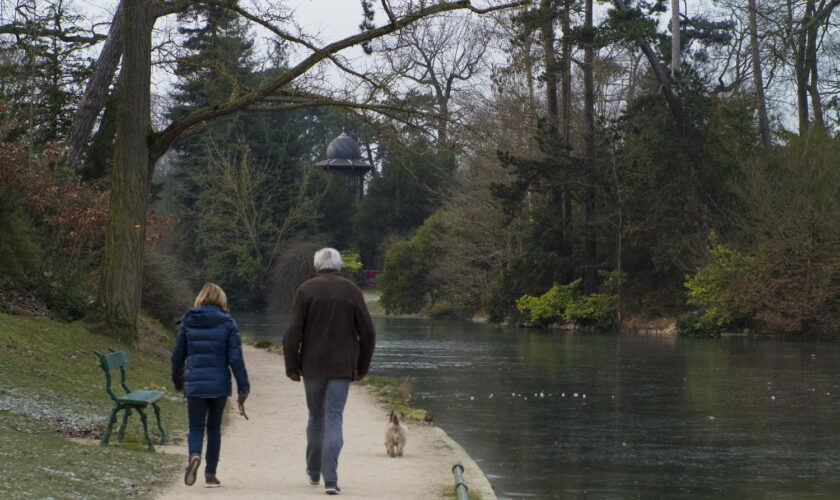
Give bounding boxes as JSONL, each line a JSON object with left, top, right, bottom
{"left": 670, "top": 0, "right": 680, "bottom": 77}
{"left": 583, "top": 0, "right": 597, "bottom": 295}
{"left": 805, "top": 0, "right": 824, "bottom": 129}
{"left": 795, "top": 1, "right": 810, "bottom": 134}
{"left": 612, "top": 0, "right": 682, "bottom": 126}
{"left": 541, "top": 0, "right": 558, "bottom": 126}
{"left": 65, "top": 2, "right": 124, "bottom": 171}
{"left": 560, "top": 2, "right": 573, "bottom": 247}
{"left": 98, "top": 0, "right": 153, "bottom": 344}
{"left": 748, "top": 0, "right": 772, "bottom": 151}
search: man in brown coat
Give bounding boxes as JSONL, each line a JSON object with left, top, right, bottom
{"left": 282, "top": 247, "right": 376, "bottom": 496}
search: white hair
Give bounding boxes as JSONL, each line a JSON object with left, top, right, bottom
{"left": 313, "top": 247, "right": 342, "bottom": 271}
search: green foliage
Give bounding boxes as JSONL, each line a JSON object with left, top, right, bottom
{"left": 564, "top": 293, "right": 617, "bottom": 328}
{"left": 516, "top": 280, "right": 581, "bottom": 326}
{"left": 676, "top": 311, "right": 720, "bottom": 337}
{"left": 685, "top": 242, "right": 757, "bottom": 331}
{"left": 340, "top": 249, "right": 364, "bottom": 284}
{"left": 516, "top": 279, "right": 617, "bottom": 329}
{"left": 378, "top": 214, "right": 442, "bottom": 315}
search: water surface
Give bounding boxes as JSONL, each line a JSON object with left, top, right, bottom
{"left": 237, "top": 312, "right": 840, "bottom": 499}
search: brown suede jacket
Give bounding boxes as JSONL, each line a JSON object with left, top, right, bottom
{"left": 282, "top": 270, "right": 376, "bottom": 379}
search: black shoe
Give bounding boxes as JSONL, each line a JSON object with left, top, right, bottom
{"left": 184, "top": 454, "right": 201, "bottom": 486}
{"left": 325, "top": 483, "right": 341, "bottom": 495}
{"left": 307, "top": 471, "right": 320, "bottom": 486}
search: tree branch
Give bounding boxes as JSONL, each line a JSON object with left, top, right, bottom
{"left": 150, "top": 0, "right": 525, "bottom": 161}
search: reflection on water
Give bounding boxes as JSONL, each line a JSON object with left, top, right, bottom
{"left": 237, "top": 312, "right": 840, "bottom": 499}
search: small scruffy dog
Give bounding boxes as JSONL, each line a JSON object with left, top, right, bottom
{"left": 384, "top": 411, "right": 407, "bottom": 457}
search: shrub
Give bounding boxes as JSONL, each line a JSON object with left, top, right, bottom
{"left": 676, "top": 311, "right": 720, "bottom": 337}
{"left": 516, "top": 279, "right": 617, "bottom": 330}
{"left": 684, "top": 243, "right": 757, "bottom": 331}
{"left": 563, "top": 293, "right": 617, "bottom": 329}
{"left": 516, "top": 280, "right": 580, "bottom": 326}
{"left": 378, "top": 214, "right": 442, "bottom": 315}
{"left": 339, "top": 249, "right": 363, "bottom": 284}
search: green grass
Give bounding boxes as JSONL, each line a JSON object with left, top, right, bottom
{"left": 442, "top": 485, "right": 483, "bottom": 500}
{"left": 0, "top": 313, "right": 188, "bottom": 498}
{"left": 355, "top": 376, "right": 428, "bottom": 421}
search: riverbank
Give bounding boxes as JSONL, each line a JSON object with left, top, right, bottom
{"left": 0, "top": 313, "right": 186, "bottom": 498}
{"left": 157, "top": 345, "right": 495, "bottom": 499}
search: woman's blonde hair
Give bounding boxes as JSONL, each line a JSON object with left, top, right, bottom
{"left": 194, "top": 283, "right": 229, "bottom": 313}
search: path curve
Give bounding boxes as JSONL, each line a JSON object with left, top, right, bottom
{"left": 157, "top": 345, "right": 496, "bottom": 499}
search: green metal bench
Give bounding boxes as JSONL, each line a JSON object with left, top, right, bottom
{"left": 94, "top": 348, "right": 169, "bottom": 451}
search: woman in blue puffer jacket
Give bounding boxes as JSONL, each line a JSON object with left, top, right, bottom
{"left": 171, "top": 283, "right": 250, "bottom": 488}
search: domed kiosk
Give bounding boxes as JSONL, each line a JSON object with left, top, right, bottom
{"left": 315, "top": 133, "right": 373, "bottom": 202}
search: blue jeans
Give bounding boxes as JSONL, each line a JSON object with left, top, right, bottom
{"left": 304, "top": 378, "right": 351, "bottom": 486}
{"left": 187, "top": 397, "right": 226, "bottom": 476}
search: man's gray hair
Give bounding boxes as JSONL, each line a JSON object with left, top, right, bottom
{"left": 313, "top": 247, "right": 342, "bottom": 271}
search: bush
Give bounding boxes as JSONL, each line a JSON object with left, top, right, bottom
{"left": 340, "top": 249, "right": 363, "bottom": 285}
{"left": 684, "top": 132, "right": 840, "bottom": 336}
{"left": 684, "top": 242, "right": 757, "bottom": 331}
{"left": 516, "top": 279, "right": 617, "bottom": 330}
{"left": 676, "top": 311, "right": 721, "bottom": 337}
{"left": 378, "top": 214, "right": 442, "bottom": 315}
{"left": 516, "top": 280, "right": 580, "bottom": 326}
{"left": 564, "top": 293, "right": 617, "bottom": 329}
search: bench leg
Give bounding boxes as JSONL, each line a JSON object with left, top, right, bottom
{"left": 152, "top": 402, "right": 169, "bottom": 444}
{"left": 116, "top": 408, "right": 131, "bottom": 442}
{"left": 100, "top": 405, "right": 120, "bottom": 447}
{"left": 136, "top": 407, "right": 155, "bottom": 452}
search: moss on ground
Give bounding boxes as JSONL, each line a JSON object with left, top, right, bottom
{"left": 355, "top": 376, "right": 428, "bottom": 421}
{"left": 0, "top": 313, "right": 188, "bottom": 498}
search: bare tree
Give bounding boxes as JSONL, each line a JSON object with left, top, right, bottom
{"left": 381, "top": 12, "right": 489, "bottom": 149}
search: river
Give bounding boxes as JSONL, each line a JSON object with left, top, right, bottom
{"left": 237, "top": 312, "right": 840, "bottom": 499}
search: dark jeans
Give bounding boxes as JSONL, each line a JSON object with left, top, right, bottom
{"left": 304, "top": 378, "right": 351, "bottom": 486}
{"left": 187, "top": 396, "right": 226, "bottom": 477}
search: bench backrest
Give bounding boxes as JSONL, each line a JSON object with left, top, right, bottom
{"left": 94, "top": 348, "right": 132, "bottom": 400}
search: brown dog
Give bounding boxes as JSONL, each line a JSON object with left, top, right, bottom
{"left": 384, "top": 411, "right": 406, "bottom": 457}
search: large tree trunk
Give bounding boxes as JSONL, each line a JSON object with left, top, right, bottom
{"left": 65, "top": 3, "right": 124, "bottom": 171}
{"left": 671, "top": 0, "right": 680, "bottom": 77}
{"left": 748, "top": 0, "right": 772, "bottom": 151}
{"left": 583, "top": 0, "right": 597, "bottom": 295}
{"left": 98, "top": 0, "right": 153, "bottom": 343}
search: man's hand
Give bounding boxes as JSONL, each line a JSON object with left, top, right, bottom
{"left": 237, "top": 392, "right": 248, "bottom": 405}
{"left": 288, "top": 373, "right": 301, "bottom": 382}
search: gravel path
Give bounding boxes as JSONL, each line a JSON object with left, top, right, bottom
{"left": 156, "top": 345, "right": 495, "bottom": 499}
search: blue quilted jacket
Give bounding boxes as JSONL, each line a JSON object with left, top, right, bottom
{"left": 171, "top": 306, "right": 250, "bottom": 397}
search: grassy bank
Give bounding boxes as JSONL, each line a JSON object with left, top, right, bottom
{"left": 355, "top": 376, "right": 429, "bottom": 422}
{"left": 0, "top": 313, "right": 187, "bottom": 498}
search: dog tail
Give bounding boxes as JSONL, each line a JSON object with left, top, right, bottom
{"left": 389, "top": 411, "right": 398, "bottom": 425}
